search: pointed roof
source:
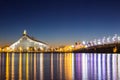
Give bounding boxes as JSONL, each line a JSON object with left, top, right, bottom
{"left": 9, "top": 30, "right": 48, "bottom": 49}
{"left": 25, "top": 35, "right": 48, "bottom": 45}
{"left": 22, "top": 30, "right": 48, "bottom": 45}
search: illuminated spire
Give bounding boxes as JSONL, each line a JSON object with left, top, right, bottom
{"left": 23, "top": 30, "right": 27, "bottom": 35}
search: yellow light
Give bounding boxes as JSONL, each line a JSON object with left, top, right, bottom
{"left": 19, "top": 47, "right": 22, "bottom": 52}
{"left": 26, "top": 47, "right": 29, "bottom": 51}
{"left": 2, "top": 49, "right": 4, "bottom": 52}
{"left": 19, "top": 53, "right": 22, "bottom": 80}
{"left": 23, "top": 30, "right": 27, "bottom": 35}
{"left": 41, "top": 47, "right": 43, "bottom": 51}
{"left": 6, "top": 53, "right": 10, "bottom": 80}
{"left": 64, "top": 53, "right": 72, "bottom": 80}
{"left": 12, "top": 48, "right": 15, "bottom": 52}
{"left": 11, "top": 53, "right": 15, "bottom": 80}
{"left": 34, "top": 47, "right": 37, "bottom": 51}
{"left": 6, "top": 47, "right": 10, "bottom": 51}
{"left": 26, "top": 53, "right": 29, "bottom": 80}
{"left": 0, "top": 48, "right": 1, "bottom": 52}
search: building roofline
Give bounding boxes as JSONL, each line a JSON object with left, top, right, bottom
{"left": 25, "top": 35, "right": 48, "bottom": 45}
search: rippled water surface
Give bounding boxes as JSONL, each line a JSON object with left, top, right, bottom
{"left": 0, "top": 53, "right": 120, "bottom": 80}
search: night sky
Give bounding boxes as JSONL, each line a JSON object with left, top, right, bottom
{"left": 0, "top": 0, "right": 120, "bottom": 46}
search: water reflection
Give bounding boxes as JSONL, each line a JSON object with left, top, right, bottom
{"left": 26, "top": 53, "right": 29, "bottom": 80}
{"left": 34, "top": 53, "right": 36, "bottom": 80}
{"left": 82, "top": 54, "right": 88, "bottom": 80}
{"left": 6, "top": 53, "right": 9, "bottom": 80}
{"left": 29, "top": 53, "right": 33, "bottom": 80}
{"left": 11, "top": 53, "right": 15, "bottom": 80}
{"left": 107, "top": 54, "right": 111, "bottom": 80}
{"left": 112, "top": 54, "right": 118, "bottom": 80}
{"left": 19, "top": 53, "right": 22, "bottom": 80}
{"left": 50, "top": 53, "right": 53, "bottom": 80}
{"left": 40, "top": 53, "right": 44, "bottom": 80}
{"left": 0, "top": 54, "right": 1, "bottom": 80}
{"left": 75, "top": 53, "right": 82, "bottom": 80}
{"left": 118, "top": 54, "right": 120, "bottom": 80}
{"left": 1, "top": 53, "right": 120, "bottom": 80}
{"left": 64, "top": 53, "right": 73, "bottom": 80}
{"left": 102, "top": 54, "right": 107, "bottom": 80}
{"left": 59, "top": 53, "right": 63, "bottom": 80}
{"left": 94, "top": 54, "right": 97, "bottom": 80}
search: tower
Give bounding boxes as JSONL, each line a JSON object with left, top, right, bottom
{"left": 23, "top": 30, "right": 27, "bottom": 36}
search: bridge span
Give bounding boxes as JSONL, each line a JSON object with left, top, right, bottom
{"left": 74, "top": 42, "right": 120, "bottom": 53}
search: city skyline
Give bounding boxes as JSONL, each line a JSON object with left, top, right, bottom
{"left": 0, "top": 0, "right": 120, "bottom": 46}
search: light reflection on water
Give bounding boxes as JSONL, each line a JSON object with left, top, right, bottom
{"left": 0, "top": 53, "right": 120, "bottom": 80}
{"left": 40, "top": 53, "right": 44, "bottom": 80}
{"left": 19, "top": 53, "right": 22, "bottom": 80}
{"left": 11, "top": 53, "right": 15, "bottom": 80}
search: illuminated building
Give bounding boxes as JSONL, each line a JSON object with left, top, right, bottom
{"left": 9, "top": 30, "right": 49, "bottom": 52}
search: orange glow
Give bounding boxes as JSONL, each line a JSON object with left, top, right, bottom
{"left": 27, "top": 47, "right": 29, "bottom": 51}
{"left": 34, "top": 53, "right": 36, "bottom": 80}
{"left": 0, "top": 48, "right": 2, "bottom": 52}
{"left": 19, "top": 47, "right": 22, "bottom": 52}
{"left": 11, "top": 53, "right": 15, "bottom": 80}
{"left": 60, "top": 53, "right": 63, "bottom": 80}
{"left": 19, "top": 53, "right": 22, "bottom": 80}
{"left": 34, "top": 47, "right": 37, "bottom": 51}
{"left": 6, "top": 53, "right": 9, "bottom": 80}
{"left": 64, "top": 53, "right": 73, "bottom": 80}
{"left": 26, "top": 53, "right": 29, "bottom": 80}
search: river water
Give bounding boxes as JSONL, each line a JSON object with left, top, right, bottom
{"left": 0, "top": 53, "right": 119, "bottom": 80}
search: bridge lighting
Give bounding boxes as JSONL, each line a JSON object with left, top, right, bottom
{"left": 2, "top": 49, "right": 4, "bottom": 52}
{"left": 27, "top": 47, "right": 29, "bottom": 51}
{"left": 102, "top": 37, "right": 105, "bottom": 44}
{"left": 112, "top": 34, "right": 117, "bottom": 42}
{"left": 87, "top": 41, "right": 92, "bottom": 47}
{"left": 71, "top": 45, "right": 74, "bottom": 48}
{"left": 118, "top": 36, "right": 120, "bottom": 42}
{"left": 6, "top": 47, "right": 10, "bottom": 51}
{"left": 0, "top": 48, "right": 1, "bottom": 52}
{"left": 34, "top": 47, "right": 37, "bottom": 51}
{"left": 90, "top": 41, "right": 93, "bottom": 46}
{"left": 98, "top": 39, "right": 101, "bottom": 45}
{"left": 89, "top": 41, "right": 92, "bottom": 47}
{"left": 86, "top": 41, "right": 90, "bottom": 47}
{"left": 82, "top": 41, "right": 86, "bottom": 45}
{"left": 19, "top": 47, "right": 22, "bottom": 52}
{"left": 12, "top": 47, "right": 15, "bottom": 52}
{"left": 85, "top": 45, "right": 88, "bottom": 48}
{"left": 107, "top": 36, "right": 110, "bottom": 43}
{"left": 93, "top": 39, "right": 97, "bottom": 45}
